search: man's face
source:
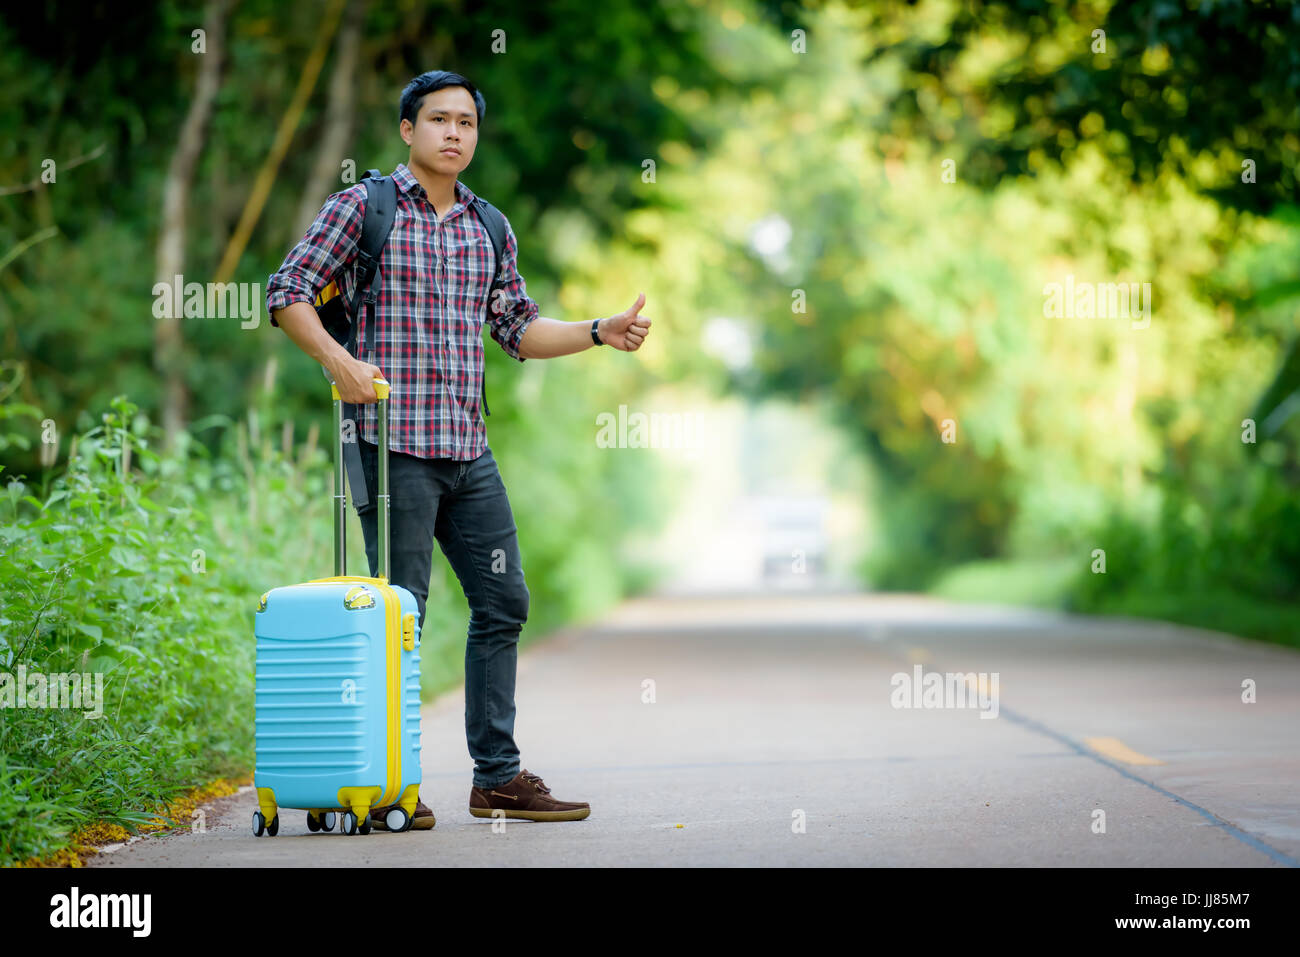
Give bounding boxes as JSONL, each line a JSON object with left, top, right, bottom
{"left": 401, "top": 85, "right": 478, "bottom": 176}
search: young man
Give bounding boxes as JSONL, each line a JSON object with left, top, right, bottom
{"left": 265, "top": 70, "right": 652, "bottom": 828}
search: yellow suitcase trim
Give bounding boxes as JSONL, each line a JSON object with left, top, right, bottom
{"left": 399, "top": 783, "right": 420, "bottom": 817}
{"left": 337, "top": 786, "right": 383, "bottom": 819}
{"left": 256, "top": 787, "right": 278, "bottom": 824}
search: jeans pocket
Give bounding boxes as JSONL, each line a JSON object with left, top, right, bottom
{"left": 389, "top": 451, "right": 438, "bottom": 515}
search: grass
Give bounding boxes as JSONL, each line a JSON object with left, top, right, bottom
{"left": 14, "top": 774, "right": 251, "bottom": 867}
{"left": 1081, "top": 589, "right": 1300, "bottom": 650}
{"left": 927, "top": 558, "right": 1079, "bottom": 608}
{"left": 929, "top": 558, "right": 1300, "bottom": 650}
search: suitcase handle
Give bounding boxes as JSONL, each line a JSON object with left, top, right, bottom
{"left": 330, "top": 377, "right": 391, "bottom": 581}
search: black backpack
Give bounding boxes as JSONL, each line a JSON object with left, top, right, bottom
{"left": 314, "top": 168, "right": 509, "bottom": 509}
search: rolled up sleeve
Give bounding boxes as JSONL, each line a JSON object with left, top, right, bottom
{"left": 265, "top": 186, "right": 365, "bottom": 325}
{"left": 485, "top": 215, "right": 539, "bottom": 361}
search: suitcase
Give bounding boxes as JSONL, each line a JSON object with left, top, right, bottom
{"left": 252, "top": 376, "right": 422, "bottom": 836}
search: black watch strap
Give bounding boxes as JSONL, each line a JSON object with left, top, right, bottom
{"left": 590, "top": 318, "right": 604, "bottom": 345}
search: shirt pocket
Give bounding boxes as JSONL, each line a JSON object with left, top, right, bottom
{"left": 445, "top": 232, "right": 494, "bottom": 299}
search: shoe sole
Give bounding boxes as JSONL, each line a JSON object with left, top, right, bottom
{"left": 469, "top": 806, "right": 590, "bottom": 821}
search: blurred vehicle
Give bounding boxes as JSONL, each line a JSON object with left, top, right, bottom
{"left": 754, "top": 494, "right": 829, "bottom": 582}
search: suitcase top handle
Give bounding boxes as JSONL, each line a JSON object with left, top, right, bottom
{"left": 330, "top": 377, "right": 391, "bottom": 580}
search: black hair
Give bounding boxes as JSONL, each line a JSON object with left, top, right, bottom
{"left": 399, "top": 70, "right": 486, "bottom": 128}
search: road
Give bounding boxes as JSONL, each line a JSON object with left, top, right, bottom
{"left": 90, "top": 591, "right": 1300, "bottom": 867}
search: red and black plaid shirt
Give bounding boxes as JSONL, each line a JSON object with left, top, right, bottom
{"left": 266, "top": 162, "right": 538, "bottom": 460}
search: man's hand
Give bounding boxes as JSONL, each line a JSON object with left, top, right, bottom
{"left": 598, "top": 293, "right": 652, "bottom": 352}
{"left": 329, "top": 354, "right": 387, "bottom": 404}
{"left": 271, "top": 301, "right": 386, "bottom": 402}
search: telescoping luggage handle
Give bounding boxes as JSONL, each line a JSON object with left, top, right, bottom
{"left": 329, "top": 377, "right": 391, "bottom": 582}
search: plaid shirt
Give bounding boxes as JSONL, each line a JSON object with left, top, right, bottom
{"left": 266, "top": 162, "right": 538, "bottom": 460}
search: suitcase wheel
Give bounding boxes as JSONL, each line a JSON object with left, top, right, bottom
{"left": 307, "top": 810, "right": 336, "bottom": 832}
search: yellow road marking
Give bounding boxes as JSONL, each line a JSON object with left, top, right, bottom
{"left": 962, "top": 673, "right": 997, "bottom": 696}
{"left": 1084, "top": 736, "right": 1165, "bottom": 766}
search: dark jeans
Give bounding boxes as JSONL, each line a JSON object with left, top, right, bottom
{"left": 355, "top": 438, "right": 527, "bottom": 790}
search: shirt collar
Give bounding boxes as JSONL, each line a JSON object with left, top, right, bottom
{"left": 392, "top": 162, "right": 477, "bottom": 211}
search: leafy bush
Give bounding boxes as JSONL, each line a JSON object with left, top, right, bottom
{"left": 0, "top": 395, "right": 269, "bottom": 862}
{"left": 1065, "top": 458, "right": 1300, "bottom": 641}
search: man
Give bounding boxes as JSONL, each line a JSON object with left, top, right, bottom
{"left": 265, "top": 69, "right": 652, "bottom": 828}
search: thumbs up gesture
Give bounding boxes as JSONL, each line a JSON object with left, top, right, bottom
{"left": 598, "top": 293, "right": 652, "bottom": 352}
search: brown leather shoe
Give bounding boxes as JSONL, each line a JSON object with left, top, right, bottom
{"left": 370, "top": 798, "right": 435, "bottom": 831}
{"left": 469, "top": 769, "right": 591, "bottom": 821}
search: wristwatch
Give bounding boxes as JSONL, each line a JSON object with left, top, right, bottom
{"left": 590, "top": 318, "right": 604, "bottom": 345}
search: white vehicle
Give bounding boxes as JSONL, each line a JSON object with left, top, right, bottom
{"left": 755, "top": 495, "right": 829, "bottom": 581}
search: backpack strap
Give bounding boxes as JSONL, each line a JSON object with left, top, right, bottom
{"left": 349, "top": 170, "right": 399, "bottom": 359}
{"left": 340, "top": 169, "right": 398, "bottom": 511}
{"left": 470, "top": 197, "right": 509, "bottom": 419}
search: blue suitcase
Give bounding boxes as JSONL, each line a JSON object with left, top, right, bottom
{"left": 252, "top": 377, "right": 422, "bottom": 836}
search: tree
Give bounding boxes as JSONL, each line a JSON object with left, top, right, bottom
{"left": 155, "top": 0, "right": 234, "bottom": 449}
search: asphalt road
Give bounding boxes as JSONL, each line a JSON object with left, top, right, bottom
{"left": 90, "top": 591, "right": 1300, "bottom": 867}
